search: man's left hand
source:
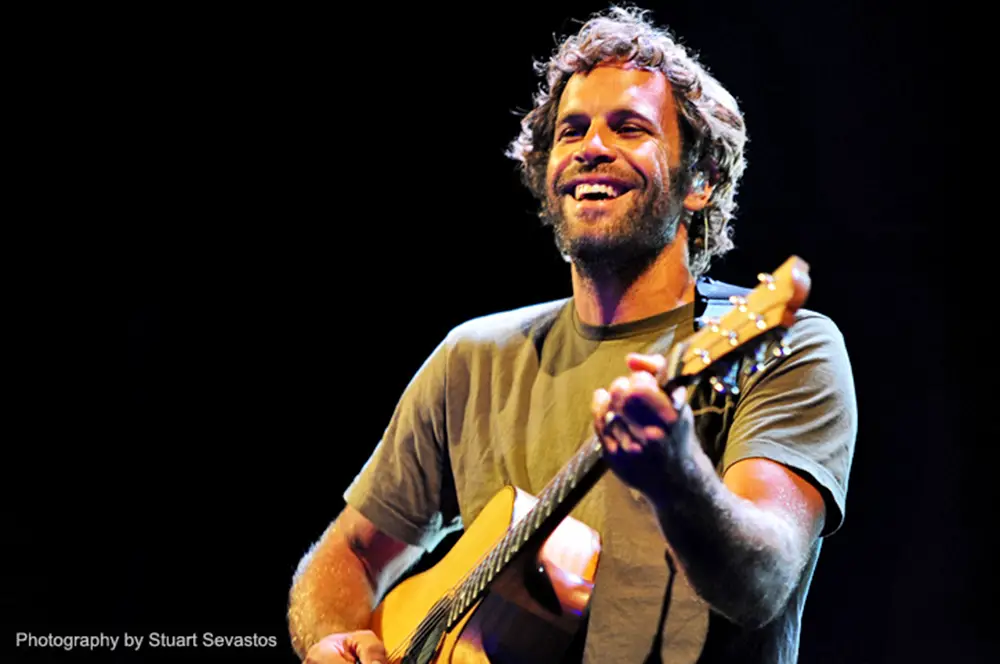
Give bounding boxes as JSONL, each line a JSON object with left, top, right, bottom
{"left": 592, "top": 352, "right": 695, "bottom": 501}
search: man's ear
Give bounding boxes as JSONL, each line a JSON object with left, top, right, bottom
{"left": 683, "top": 171, "right": 714, "bottom": 211}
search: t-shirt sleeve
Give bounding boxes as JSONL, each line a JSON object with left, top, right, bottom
{"left": 723, "top": 311, "right": 858, "bottom": 537}
{"left": 342, "top": 335, "right": 462, "bottom": 552}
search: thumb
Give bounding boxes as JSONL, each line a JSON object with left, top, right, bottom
{"left": 626, "top": 352, "right": 667, "bottom": 378}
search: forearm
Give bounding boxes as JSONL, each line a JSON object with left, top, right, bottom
{"left": 287, "top": 533, "right": 376, "bottom": 659}
{"left": 651, "top": 444, "right": 807, "bottom": 628}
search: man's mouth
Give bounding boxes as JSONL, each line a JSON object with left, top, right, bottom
{"left": 574, "top": 183, "right": 624, "bottom": 201}
{"left": 559, "top": 178, "right": 635, "bottom": 202}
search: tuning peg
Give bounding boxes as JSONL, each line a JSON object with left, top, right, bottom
{"left": 757, "top": 272, "right": 776, "bottom": 290}
{"left": 708, "top": 376, "right": 727, "bottom": 394}
{"left": 746, "top": 311, "right": 767, "bottom": 330}
{"left": 743, "top": 343, "right": 768, "bottom": 376}
{"left": 772, "top": 340, "right": 791, "bottom": 357}
{"left": 710, "top": 366, "right": 742, "bottom": 396}
{"left": 728, "top": 295, "right": 748, "bottom": 312}
{"left": 723, "top": 363, "right": 741, "bottom": 395}
{"left": 695, "top": 316, "right": 719, "bottom": 331}
{"left": 694, "top": 348, "right": 711, "bottom": 365}
{"left": 701, "top": 318, "right": 723, "bottom": 335}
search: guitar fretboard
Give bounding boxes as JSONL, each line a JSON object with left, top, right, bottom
{"left": 445, "top": 433, "right": 606, "bottom": 627}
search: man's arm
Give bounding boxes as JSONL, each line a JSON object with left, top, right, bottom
{"left": 593, "top": 354, "right": 830, "bottom": 629}
{"left": 652, "top": 449, "right": 824, "bottom": 628}
{"left": 287, "top": 505, "right": 425, "bottom": 659}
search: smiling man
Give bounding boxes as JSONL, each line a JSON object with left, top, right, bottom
{"left": 288, "top": 6, "right": 857, "bottom": 664}
{"left": 545, "top": 63, "right": 688, "bottom": 277}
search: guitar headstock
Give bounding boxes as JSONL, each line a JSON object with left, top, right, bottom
{"left": 665, "top": 256, "right": 811, "bottom": 395}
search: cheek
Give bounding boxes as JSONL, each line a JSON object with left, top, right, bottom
{"left": 641, "top": 146, "right": 673, "bottom": 190}
{"left": 545, "top": 153, "right": 572, "bottom": 195}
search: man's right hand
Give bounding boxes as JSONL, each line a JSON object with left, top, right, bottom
{"left": 303, "top": 631, "right": 388, "bottom": 664}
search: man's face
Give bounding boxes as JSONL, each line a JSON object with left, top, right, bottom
{"left": 544, "top": 63, "right": 687, "bottom": 269}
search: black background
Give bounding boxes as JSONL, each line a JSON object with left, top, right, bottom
{"left": 13, "top": 1, "right": 986, "bottom": 662}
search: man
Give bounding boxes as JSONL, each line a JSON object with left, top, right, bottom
{"left": 287, "top": 5, "right": 857, "bottom": 663}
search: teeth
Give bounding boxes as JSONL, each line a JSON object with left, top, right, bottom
{"left": 574, "top": 182, "right": 622, "bottom": 200}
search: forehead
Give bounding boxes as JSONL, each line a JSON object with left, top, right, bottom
{"left": 556, "top": 64, "right": 676, "bottom": 124}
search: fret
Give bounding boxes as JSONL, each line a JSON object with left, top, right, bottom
{"left": 484, "top": 549, "right": 495, "bottom": 581}
{"left": 472, "top": 565, "right": 484, "bottom": 593}
{"left": 510, "top": 520, "right": 525, "bottom": 551}
{"left": 489, "top": 545, "right": 502, "bottom": 579}
{"left": 486, "top": 544, "right": 501, "bottom": 580}
{"left": 557, "top": 466, "right": 570, "bottom": 502}
{"left": 566, "top": 453, "right": 579, "bottom": 490}
{"left": 530, "top": 501, "right": 544, "bottom": 533}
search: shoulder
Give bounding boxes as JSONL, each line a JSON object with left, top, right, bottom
{"left": 783, "top": 308, "right": 852, "bottom": 368}
{"left": 733, "top": 303, "right": 856, "bottom": 410}
{"left": 699, "top": 275, "right": 850, "bottom": 366}
{"left": 441, "top": 298, "right": 572, "bottom": 351}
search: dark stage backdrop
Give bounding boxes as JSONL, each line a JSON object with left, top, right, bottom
{"left": 16, "top": 1, "right": 985, "bottom": 662}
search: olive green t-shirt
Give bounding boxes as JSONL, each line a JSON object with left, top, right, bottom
{"left": 344, "top": 295, "right": 857, "bottom": 663}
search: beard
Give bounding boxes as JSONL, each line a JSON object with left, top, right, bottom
{"left": 540, "top": 166, "right": 686, "bottom": 280}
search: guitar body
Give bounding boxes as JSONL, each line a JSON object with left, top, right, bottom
{"left": 371, "top": 486, "right": 602, "bottom": 664}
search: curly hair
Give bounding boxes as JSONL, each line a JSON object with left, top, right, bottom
{"left": 507, "top": 4, "right": 748, "bottom": 278}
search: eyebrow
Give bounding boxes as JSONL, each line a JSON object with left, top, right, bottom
{"left": 556, "top": 108, "right": 657, "bottom": 128}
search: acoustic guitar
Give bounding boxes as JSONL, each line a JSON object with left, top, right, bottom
{"left": 369, "top": 256, "right": 812, "bottom": 664}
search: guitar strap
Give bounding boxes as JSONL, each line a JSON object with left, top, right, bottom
{"left": 693, "top": 275, "right": 755, "bottom": 326}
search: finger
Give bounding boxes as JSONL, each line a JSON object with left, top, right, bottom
{"left": 623, "top": 371, "right": 681, "bottom": 424}
{"left": 348, "top": 632, "right": 386, "bottom": 664}
{"left": 671, "top": 386, "right": 689, "bottom": 413}
{"left": 625, "top": 387, "right": 688, "bottom": 443}
{"left": 615, "top": 408, "right": 654, "bottom": 448}
{"left": 614, "top": 425, "right": 643, "bottom": 454}
{"left": 602, "top": 413, "right": 641, "bottom": 455}
{"left": 592, "top": 388, "right": 611, "bottom": 429}
{"left": 607, "top": 376, "right": 632, "bottom": 414}
{"left": 593, "top": 390, "right": 620, "bottom": 454}
{"left": 626, "top": 352, "right": 667, "bottom": 379}
{"left": 601, "top": 414, "right": 620, "bottom": 455}
{"left": 304, "top": 637, "right": 360, "bottom": 664}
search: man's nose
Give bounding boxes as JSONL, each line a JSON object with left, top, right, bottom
{"left": 574, "top": 129, "right": 616, "bottom": 166}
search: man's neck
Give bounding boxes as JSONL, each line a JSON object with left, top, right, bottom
{"left": 570, "top": 239, "right": 696, "bottom": 327}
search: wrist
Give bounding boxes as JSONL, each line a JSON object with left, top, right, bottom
{"left": 647, "top": 427, "right": 712, "bottom": 510}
